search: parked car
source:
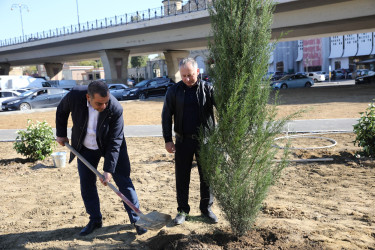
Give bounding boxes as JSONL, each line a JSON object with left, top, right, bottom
{"left": 14, "top": 88, "right": 34, "bottom": 94}
{"left": 349, "top": 69, "right": 369, "bottom": 79}
{"left": 122, "top": 77, "right": 174, "bottom": 100}
{"left": 107, "top": 83, "right": 129, "bottom": 100}
{"left": 332, "top": 70, "right": 344, "bottom": 80}
{"left": 270, "top": 74, "right": 314, "bottom": 89}
{"left": 1, "top": 87, "right": 69, "bottom": 111}
{"left": 271, "top": 71, "right": 287, "bottom": 81}
{"left": 0, "top": 90, "right": 21, "bottom": 111}
{"left": 315, "top": 71, "right": 329, "bottom": 80}
{"left": 127, "top": 78, "right": 135, "bottom": 86}
{"left": 355, "top": 73, "right": 375, "bottom": 84}
{"left": 198, "top": 74, "right": 211, "bottom": 82}
{"left": 307, "top": 72, "right": 326, "bottom": 82}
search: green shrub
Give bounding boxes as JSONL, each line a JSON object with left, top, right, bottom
{"left": 353, "top": 102, "right": 375, "bottom": 157}
{"left": 13, "top": 120, "right": 55, "bottom": 161}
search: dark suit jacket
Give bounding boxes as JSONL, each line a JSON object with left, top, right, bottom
{"left": 56, "top": 85, "right": 130, "bottom": 175}
{"left": 162, "top": 80, "right": 216, "bottom": 143}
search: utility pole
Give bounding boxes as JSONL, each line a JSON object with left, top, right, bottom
{"left": 11, "top": 3, "right": 29, "bottom": 39}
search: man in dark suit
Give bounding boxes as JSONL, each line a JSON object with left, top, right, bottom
{"left": 56, "top": 80, "right": 147, "bottom": 236}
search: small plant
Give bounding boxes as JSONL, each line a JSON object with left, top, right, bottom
{"left": 13, "top": 120, "right": 55, "bottom": 161}
{"left": 353, "top": 101, "right": 375, "bottom": 157}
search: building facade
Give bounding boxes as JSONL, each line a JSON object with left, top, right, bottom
{"left": 269, "top": 32, "right": 375, "bottom": 74}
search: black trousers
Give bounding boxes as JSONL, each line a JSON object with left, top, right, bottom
{"left": 175, "top": 136, "right": 213, "bottom": 214}
{"left": 77, "top": 146, "right": 140, "bottom": 224}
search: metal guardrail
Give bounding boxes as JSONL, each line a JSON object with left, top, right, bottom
{"left": 0, "top": 0, "right": 212, "bottom": 48}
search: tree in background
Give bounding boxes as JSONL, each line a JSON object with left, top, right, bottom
{"left": 78, "top": 60, "right": 103, "bottom": 68}
{"left": 23, "top": 65, "right": 37, "bottom": 75}
{"left": 130, "top": 56, "right": 148, "bottom": 68}
{"left": 150, "top": 53, "right": 165, "bottom": 60}
{"left": 199, "top": 0, "right": 292, "bottom": 236}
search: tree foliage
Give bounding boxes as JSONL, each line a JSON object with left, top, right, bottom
{"left": 130, "top": 56, "right": 148, "bottom": 68}
{"left": 200, "top": 0, "right": 292, "bottom": 236}
{"left": 78, "top": 60, "right": 103, "bottom": 68}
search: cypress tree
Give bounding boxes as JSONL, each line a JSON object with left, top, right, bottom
{"left": 200, "top": 0, "right": 291, "bottom": 236}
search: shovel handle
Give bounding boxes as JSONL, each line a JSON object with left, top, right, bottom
{"left": 64, "top": 142, "right": 143, "bottom": 216}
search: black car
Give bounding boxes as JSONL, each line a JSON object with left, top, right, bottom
{"left": 1, "top": 87, "right": 69, "bottom": 111}
{"left": 355, "top": 73, "right": 375, "bottom": 84}
{"left": 122, "top": 77, "right": 174, "bottom": 100}
{"left": 271, "top": 71, "right": 287, "bottom": 81}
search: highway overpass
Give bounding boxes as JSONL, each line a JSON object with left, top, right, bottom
{"left": 0, "top": 0, "right": 374, "bottom": 82}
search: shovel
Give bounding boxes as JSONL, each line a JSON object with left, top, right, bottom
{"left": 65, "top": 142, "right": 171, "bottom": 230}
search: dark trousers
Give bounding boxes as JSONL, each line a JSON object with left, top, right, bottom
{"left": 175, "top": 136, "right": 213, "bottom": 214}
{"left": 77, "top": 146, "right": 140, "bottom": 224}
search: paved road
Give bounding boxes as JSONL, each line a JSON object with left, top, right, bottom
{"left": 0, "top": 79, "right": 359, "bottom": 141}
{"left": 0, "top": 118, "right": 358, "bottom": 142}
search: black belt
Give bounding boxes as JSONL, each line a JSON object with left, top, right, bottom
{"left": 175, "top": 132, "right": 199, "bottom": 140}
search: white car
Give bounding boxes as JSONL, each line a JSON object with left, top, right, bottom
{"left": 0, "top": 90, "right": 21, "bottom": 111}
{"left": 307, "top": 72, "right": 326, "bottom": 82}
{"left": 316, "top": 71, "right": 329, "bottom": 80}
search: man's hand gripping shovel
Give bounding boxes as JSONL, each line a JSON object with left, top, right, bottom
{"left": 65, "top": 142, "right": 171, "bottom": 230}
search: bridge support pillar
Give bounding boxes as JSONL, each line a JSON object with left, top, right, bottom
{"left": 100, "top": 50, "right": 129, "bottom": 83}
{"left": 44, "top": 63, "right": 63, "bottom": 80}
{"left": 0, "top": 63, "right": 10, "bottom": 75}
{"left": 163, "top": 50, "right": 189, "bottom": 83}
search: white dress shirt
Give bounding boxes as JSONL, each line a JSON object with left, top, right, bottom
{"left": 83, "top": 101, "right": 99, "bottom": 150}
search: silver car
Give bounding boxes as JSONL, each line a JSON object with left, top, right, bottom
{"left": 108, "top": 83, "right": 129, "bottom": 100}
{"left": 271, "top": 74, "right": 314, "bottom": 89}
{"left": 0, "top": 90, "right": 21, "bottom": 111}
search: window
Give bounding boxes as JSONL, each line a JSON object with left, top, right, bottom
{"left": 276, "top": 61, "right": 284, "bottom": 73}
{"left": 157, "top": 79, "right": 168, "bottom": 84}
{"left": 49, "top": 88, "right": 63, "bottom": 94}
{"left": 1, "top": 92, "right": 13, "bottom": 97}
{"left": 334, "top": 61, "right": 341, "bottom": 70}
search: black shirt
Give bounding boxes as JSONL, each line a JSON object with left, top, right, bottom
{"left": 182, "top": 83, "right": 201, "bottom": 135}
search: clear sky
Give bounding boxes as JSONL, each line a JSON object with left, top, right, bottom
{"left": 0, "top": 0, "right": 166, "bottom": 41}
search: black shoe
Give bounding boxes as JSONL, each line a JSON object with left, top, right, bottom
{"left": 202, "top": 210, "right": 218, "bottom": 223}
{"left": 79, "top": 220, "right": 102, "bottom": 236}
{"left": 174, "top": 212, "right": 187, "bottom": 225}
{"left": 133, "top": 223, "right": 148, "bottom": 235}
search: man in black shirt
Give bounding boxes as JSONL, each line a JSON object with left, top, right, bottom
{"left": 162, "top": 58, "right": 217, "bottom": 225}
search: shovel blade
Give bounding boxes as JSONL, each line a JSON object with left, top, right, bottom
{"left": 135, "top": 211, "right": 172, "bottom": 230}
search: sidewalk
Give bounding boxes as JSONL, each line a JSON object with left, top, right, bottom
{"left": 0, "top": 118, "right": 358, "bottom": 142}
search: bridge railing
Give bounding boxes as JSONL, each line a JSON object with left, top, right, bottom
{"left": 0, "top": 0, "right": 213, "bottom": 48}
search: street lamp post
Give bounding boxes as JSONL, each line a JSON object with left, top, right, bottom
{"left": 11, "top": 3, "right": 29, "bottom": 40}
{"left": 76, "top": 0, "right": 80, "bottom": 31}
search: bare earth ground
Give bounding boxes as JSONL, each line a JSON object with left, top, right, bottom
{"left": 0, "top": 84, "right": 375, "bottom": 249}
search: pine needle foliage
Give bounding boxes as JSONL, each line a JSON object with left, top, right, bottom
{"left": 200, "top": 0, "right": 291, "bottom": 236}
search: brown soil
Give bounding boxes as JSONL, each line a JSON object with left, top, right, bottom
{"left": 1, "top": 84, "right": 375, "bottom": 249}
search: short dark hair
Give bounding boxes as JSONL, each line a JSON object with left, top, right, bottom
{"left": 87, "top": 81, "right": 109, "bottom": 98}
